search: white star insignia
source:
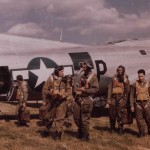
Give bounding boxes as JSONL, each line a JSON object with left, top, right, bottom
{"left": 30, "top": 59, "right": 53, "bottom": 88}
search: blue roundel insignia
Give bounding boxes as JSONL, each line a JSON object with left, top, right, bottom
{"left": 27, "top": 57, "right": 57, "bottom": 91}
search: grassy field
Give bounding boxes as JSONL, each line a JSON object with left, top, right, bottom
{"left": 0, "top": 116, "right": 150, "bottom": 150}
{"left": 0, "top": 101, "right": 150, "bottom": 150}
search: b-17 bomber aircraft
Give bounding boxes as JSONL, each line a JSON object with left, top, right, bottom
{"left": 0, "top": 34, "right": 150, "bottom": 108}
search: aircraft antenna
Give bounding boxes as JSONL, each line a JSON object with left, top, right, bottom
{"left": 60, "top": 28, "right": 63, "bottom": 42}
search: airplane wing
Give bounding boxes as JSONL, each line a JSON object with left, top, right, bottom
{"left": 0, "top": 33, "right": 85, "bottom": 54}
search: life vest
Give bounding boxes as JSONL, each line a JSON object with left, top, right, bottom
{"left": 16, "top": 81, "right": 28, "bottom": 101}
{"left": 16, "top": 88, "right": 24, "bottom": 100}
{"left": 80, "top": 72, "right": 94, "bottom": 89}
{"left": 112, "top": 76, "right": 126, "bottom": 94}
{"left": 136, "top": 80, "right": 149, "bottom": 101}
{"left": 66, "top": 84, "right": 74, "bottom": 101}
{"left": 52, "top": 75, "right": 66, "bottom": 98}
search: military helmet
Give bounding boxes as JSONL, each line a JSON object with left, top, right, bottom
{"left": 79, "top": 61, "right": 92, "bottom": 69}
{"left": 54, "top": 65, "right": 64, "bottom": 76}
{"left": 16, "top": 75, "right": 23, "bottom": 81}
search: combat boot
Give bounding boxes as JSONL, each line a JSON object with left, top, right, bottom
{"left": 77, "top": 130, "right": 82, "bottom": 139}
{"left": 82, "top": 133, "right": 90, "bottom": 141}
{"left": 110, "top": 126, "right": 116, "bottom": 133}
{"left": 38, "top": 120, "right": 46, "bottom": 126}
{"left": 57, "top": 132, "right": 62, "bottom": 141}
{"left": 118, "top": 124, "right": 124, "bottom": 135}
{"left": 138, "top": 128, "right": 145, "bottom": 138}
{"left": 22, "top": 122, "right": 29, "bottom": 127}
{"left": 55, "top": 131, "right": 62, "bottom": 141}
{"left": 17, "top": 122, "right": 23, "bottom": 127}
{"left": 41, "top": 130, "right": 49, "bottom": 138}
{"left": 17, "top": 115, "right": 23, "bottom": 127}
{"left": 138, "top": 133, "right": 145, "bottom": 138}
{"left": 148, "top": 129, "right": 150, "bottom": 135}
{"left": 45, "top": 120, "right": 53, "bottom": 129}
{"left": 110, "top": 122, "right": 116, "bottom": 133}
{"left": 118, "top": 128, "right": 124, "bottom": 135}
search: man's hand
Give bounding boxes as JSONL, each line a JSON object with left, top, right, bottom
{"left": 43, "top": 101, "right": 46, "bottom": 106}
{"left": 131, "top": 106, "right": 134, "bottom": 112}
{"left": 76, "top": 87, "right": 84, "bottom": 92}
{"left": 49, "top": 90, "right": 55, "bottom": 96}
{"left": 107, "top": 100, "right": 111, "bottom": 105}
{"left": 124, "top": 95, "right": 127, "bottom": 101}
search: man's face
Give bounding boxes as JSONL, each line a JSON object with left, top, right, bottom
{"left": 58, "top": 69, "right": 64, "bottom": 77}
{"left": 117, "top": 67, "right": 124, "bottom": 76}
{"left": 138, "top": 73, "right": 145, "bottom": 82}
{"left": 81, "top": 64, "right": 87, "bottom": 72}
{"left": 17, "top": 80, "right": 22, "bottom": 84}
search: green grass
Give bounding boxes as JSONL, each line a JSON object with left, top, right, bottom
{"left": 0, "top": 117, "right": 150, "bottom": 150}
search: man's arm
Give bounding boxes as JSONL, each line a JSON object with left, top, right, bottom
{"left": 130, "top": 83, "right": 136, "bottom": 112}
{"left": 82, "top": 75, "right": 99, "bottom": 95}
{"left": 107, "top": 79, "right": 113, "bottom": 104}
{"left": 148, "top": 82, "right": 150, "bottom": 98}
{"left": 124, "top": 78, "right": 130, "bottom": 99}
{"left": 42, "top": 77, "right": 53, "bottom": 100}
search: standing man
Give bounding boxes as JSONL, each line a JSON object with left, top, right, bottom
{"left": 107, "top": 65, "right": 130, "bottom": 134}
{"left": 130, "top": 69, "right": 150, "bottom": 137}
{"left": 73, "top": 62, "right": 99, "bottom": 141}
{"left": 42, "top": 65, "right": 68, "bottom": 141}
{"left": 16, "top": 75, "right": 29, "bottom": 126}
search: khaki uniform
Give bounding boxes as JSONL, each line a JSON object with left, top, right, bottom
{"left": 107, "top": 74, "right": 130, "bottom": 132}
{"left": 130, "top": 80, "right": 150, "bottom": 135}
{"left": 16, "top": 81, "right": 28, "bottom": 124}
{"left": 39, "top": 82, "right": 52, "bottom": 124}
{"left": 64, "top": 78, "right": 74, "bottom": 127}
{"left": 42, "top": 74, "right": 68, "bottom": 133}
{"left": 73, "top": 72, "right": 99, "bottom": 139}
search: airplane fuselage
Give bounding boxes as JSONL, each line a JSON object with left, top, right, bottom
{"left": 0, "top": 34, "right": 150, "bottom": 101}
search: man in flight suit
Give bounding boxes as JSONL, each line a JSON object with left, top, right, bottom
{"left": 107, "top": 65, "right": 130, "bottom": 134}
{"left": 73, "top": 62, "right": 99, "bottom": 141}
{"left": 42, "top": 65, "right": 69, "bottom": 140}
{"left": 130, "top": 69, "right": 150, "bottom": 137}
{"left": 16, "top": 75, "right": 29, "bottom": 127}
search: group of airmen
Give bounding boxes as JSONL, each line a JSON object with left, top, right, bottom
{"left": 15, "top": 62, "right": 150, "bottom": 142}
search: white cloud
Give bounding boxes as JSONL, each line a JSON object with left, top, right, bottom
{"left": 7, "top": 22, "right": 46, "bottom": 37}
{"left": 1, "top": 0, "right": 150, "bottom": 44}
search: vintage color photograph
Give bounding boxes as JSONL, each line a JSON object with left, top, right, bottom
{"left": 0, "top": 0, "right": 150, "bottom": 150}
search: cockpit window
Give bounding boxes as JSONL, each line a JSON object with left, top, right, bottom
{"left": 69, "top": 52, "right": 94, "bottom": 70}
{"left": 139, "top": 50, "right": 147, "bottom": 55}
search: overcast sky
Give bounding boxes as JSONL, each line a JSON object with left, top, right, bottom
{"left": 1, "top": 0, "right": 150, "bottom": 45}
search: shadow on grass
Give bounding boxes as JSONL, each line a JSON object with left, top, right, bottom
{"left": 124, "top": 128, "right": 137, "bottom": 136}
{"left": 36, "top": 129, "right": 56, "bottom": 139}
{"left": 93, "top": 126, "right": 110, "bottom": 132}
{"left": 14, "top": 121, "right": 30, "bottom": 127}
{"left": 4, "top": 101, "right": 41, "bottom": 108}
{"left": 36, "top": 120, "right": 46, "bottom": 127}
{"left": 93, "top": 125, "right": 138, "bottom": 136}
{"left": 64, "top": 130, "right": 77, "bottom": 138}
{"left": 0, "top": 114, "right": 39, "bottom": 120}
